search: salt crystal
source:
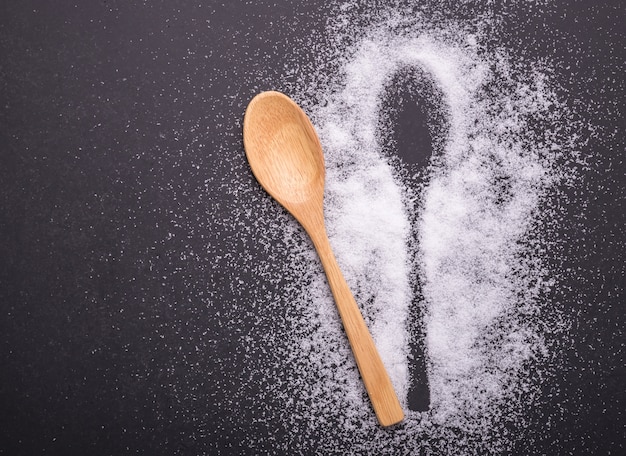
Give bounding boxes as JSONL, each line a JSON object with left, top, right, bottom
{"left": 264, "top": 10, "right": 577, "bottom": 455}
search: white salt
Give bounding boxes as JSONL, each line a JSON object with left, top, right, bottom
{"left": 259, "top": 8, "right": 578, "bottom": 455}
{"left": 204, "top": 2, "right": 584, "bottom": 454}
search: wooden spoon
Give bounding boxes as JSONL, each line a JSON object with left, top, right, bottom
{"left": 243, "top": 90, "right": 404, "bottom": 427}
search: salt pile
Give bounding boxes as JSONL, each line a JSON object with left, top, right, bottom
{"left": 247, "top": 13, "right": 579, "bottom": 455}
{"left": 228, "top": 4, "right": 582, "bottom": 453}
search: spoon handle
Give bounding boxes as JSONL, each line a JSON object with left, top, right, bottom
{"left": 309, "top": 229, "right": 405, "bottom": 427}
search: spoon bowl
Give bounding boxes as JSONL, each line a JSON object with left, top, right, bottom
{"left": 244, "top": 94, "right": 324, "bottom": 207}
{"left": 243, "top": 91, "right": 404, "bottom": 427}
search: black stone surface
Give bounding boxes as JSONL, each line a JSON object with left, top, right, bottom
{"left": 1, "top": 1, "right": 624, "bottom": 454}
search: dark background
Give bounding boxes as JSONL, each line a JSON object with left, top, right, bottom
{"left": 1, "top": 1, "right": 624, "bottom": 454}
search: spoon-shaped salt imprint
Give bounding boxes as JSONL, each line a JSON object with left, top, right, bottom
{"left": 243, "top": 90, "right": 404, "bottom": 427}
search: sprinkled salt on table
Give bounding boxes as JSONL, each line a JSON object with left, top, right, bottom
{"left": 247, "top": 9, "right": 581, "bottom": 455}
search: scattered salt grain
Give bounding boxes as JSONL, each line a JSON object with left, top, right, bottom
{"left": 195, "top": 2, "right": 586, "bottom": 454}
{"left": 245, "top": 8, "right": 579, "bottom": 455}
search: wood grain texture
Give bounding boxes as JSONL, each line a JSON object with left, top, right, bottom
{"left": 243, "top": 91, "right": 404, "bottom": 427}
